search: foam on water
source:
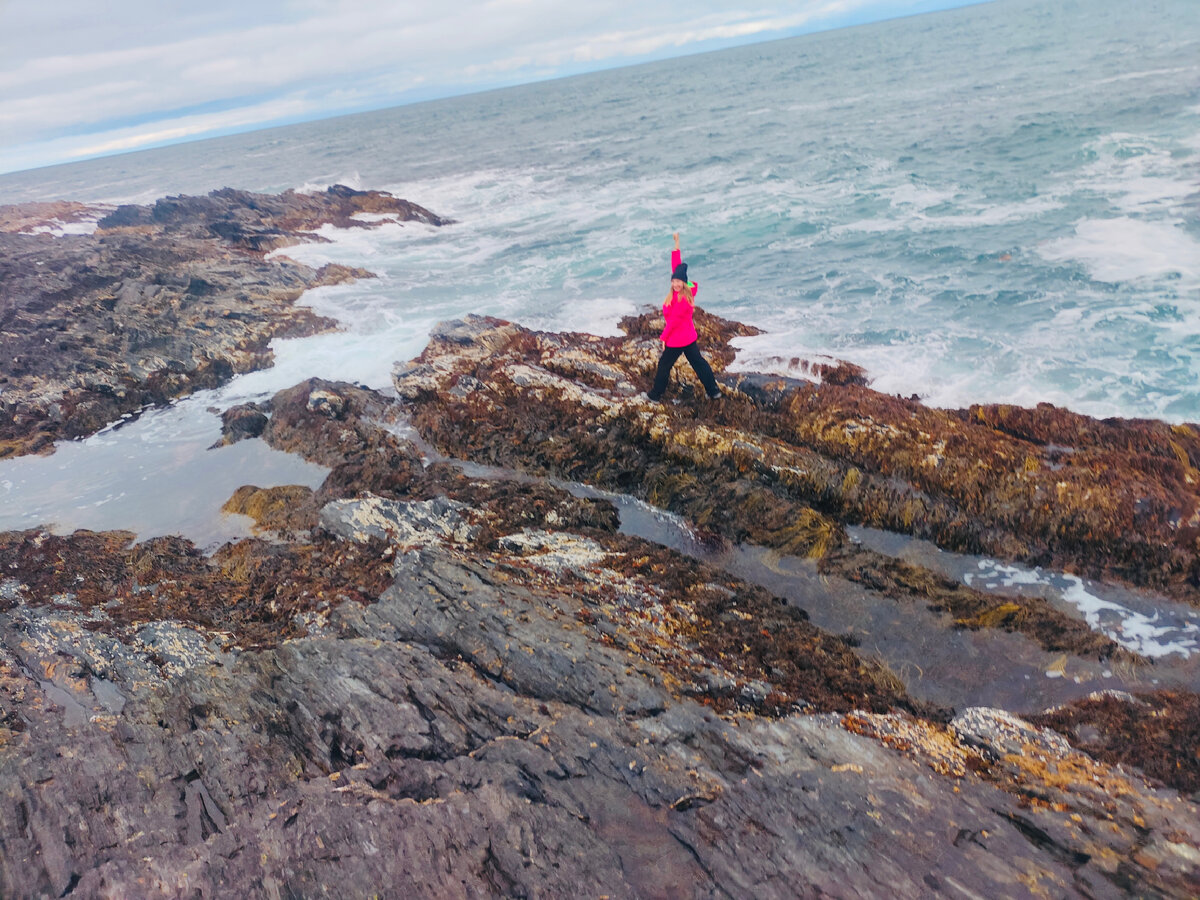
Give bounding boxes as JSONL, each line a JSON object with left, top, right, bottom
{"left": 295, "top": 172, "right": 367, "bottom": 195}
{"left": 1077, "top": 132, "right": 1200, "bottom": 214}
{"left": 520, "top": 295, "right": 636, "bottom": 338}
{"left": 965, "top": 560, "right": 1200, "bottom": 660}
{"left": 1038, "top": 217, "right": 1200, "bottom": 285}
{"left": 833, "top": 189, "right": 1065, "bottom": 235}
{"left": 1094, "top": 65, "right": 1199, "bottom": 88}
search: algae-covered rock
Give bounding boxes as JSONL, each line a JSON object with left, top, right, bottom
{"left": 5, "top": 299, "right": 1200, "bottom": 896}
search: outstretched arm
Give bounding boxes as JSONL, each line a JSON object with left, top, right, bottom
{"left": 670, "top": 232, "right": 698, "bottom": 298}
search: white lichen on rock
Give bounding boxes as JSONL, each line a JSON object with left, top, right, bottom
{"left": 320, "top": 494, "right": 479, "bottom": 548}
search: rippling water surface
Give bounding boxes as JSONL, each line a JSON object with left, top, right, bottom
{"left": 2, "top": 0, "right": 1196, "bottom": 419}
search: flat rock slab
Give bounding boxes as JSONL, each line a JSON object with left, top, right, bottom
{"left": 3, "top": 492, "right": 1199, "bottom": 896}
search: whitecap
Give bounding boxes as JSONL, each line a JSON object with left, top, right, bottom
{"left": 295, "top": 173, "right": 365, "bottom": 194}
{"left": 886, "top": 183, "right": 959, "bottom": 210}
{"left": 1038, "top": 217, "right": 1200, "bottom": 284}
{"left": 519, "top": 295, "right": 637, "bottom": 338}
{"left": 1092, "top": 65, "right": 1200, "bottom": 86}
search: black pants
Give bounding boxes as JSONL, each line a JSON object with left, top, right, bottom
{"left": 648, "top": 342, "right": 719, "bottom": 400}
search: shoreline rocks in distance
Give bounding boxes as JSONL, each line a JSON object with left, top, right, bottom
{"left": 0, "top": 200, "right": 107, "bottom": 234}
{"left": 0, "top": 185, "right": 449, "bottom": 459}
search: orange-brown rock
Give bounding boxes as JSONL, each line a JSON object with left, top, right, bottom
{"left": 0, "top": 527, "right": 393, "bottom": 650}
{"left": 0, "top": 200, "right": 105, "bottom": 234}
{"left": 222, "top": 484, "right": 321, "bottom": 536}
{"left": 1032, "top": 689, "right": 1200, "bottom": 794}
{"left": 401, "top": 313, "right": 1200, "bottom": 606}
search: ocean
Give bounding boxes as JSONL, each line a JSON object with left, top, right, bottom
{"left": 0, "top": 0, "right": 1198, "bottom": 553}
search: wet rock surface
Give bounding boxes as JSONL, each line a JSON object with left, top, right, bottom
{"left": 3, "top": 362, "right": 1200, "bottom": 896}
{"left": 0, "top": 186, "right": 447, "bottom": 459}
{"left": 4, "top": 197, "right": 1200, "bottom": 898}
{"left": 405, "top": 314, "right": 1199, "bottom": 651}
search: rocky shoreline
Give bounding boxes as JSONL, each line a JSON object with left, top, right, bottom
{"left": 0, "top": 185, "right": 448, "bottom": 458}
{"left": 2, "top": 188, "right": 1200, "bottom": 897}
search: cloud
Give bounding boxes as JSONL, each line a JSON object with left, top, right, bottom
{"left": 507, "top": 4, "right": 864, "bottom": 69}
{"left": 65, "top": 96, "right": 323, "bottom": 158}
{"left": 0, "top": 0, "right": 970, "bottom": 174}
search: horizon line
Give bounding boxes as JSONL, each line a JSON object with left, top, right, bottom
{"left": 0, "top": 1, "right": 994, "bottom": 181}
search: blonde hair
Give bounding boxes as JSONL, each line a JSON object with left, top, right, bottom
{"left": 664, "top": 283, "right": 695, "bottom": 306}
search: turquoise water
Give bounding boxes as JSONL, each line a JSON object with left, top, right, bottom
{"left": 2, "top": 0, "right": 1197, "bottom": 421}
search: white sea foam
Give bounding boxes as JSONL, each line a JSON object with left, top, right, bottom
{"left": 296, "top": 173, "right": 365, "bottom": 194}
{"left": 831, "top": 192, "right": 1064, "bottom": 236}
{"left": 29, "top": 219, "right": 101, "bottom": 236}
{"left": 215, "top": 322, "right": 437, "bottom": 401}
{"left": 922, "top": 195, "right": 1066, "bottom": 228}
{"left": 350, "top": 212, "right": 401, "bottom": 223}
{"left": 1074, "top": 132, "right": 1198, "bottom": 214}
{"left": 886, "top": 183, "right": 959, "bottom": 210}
{"left": 965, "top": 560, "right": 1200, "bottom": 659}
{"left": 1038, "top": 217, "right": 1200, "bottom": 284}
{"left": 784, "top": 94, "right": 875, "bottom": 114}
{"left": 725, "top": 294, "right": 1169, "bottom": 421}
{"left": 95, "top": 186, "right": 172, "bottom": 207}
{"left": 828, "top": 217, "right": 904, "bottom": 236}
{"left": 519, "top": 295, "right": 636, "bottom": 338}
{"left": 267, "top": 220, "right": 444, "bottom": 266}
{"left": 1092, "top": 65, "right": 1199, "bottom": 86}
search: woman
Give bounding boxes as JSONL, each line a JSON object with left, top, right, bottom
{"left": 647, "top": 232, "right": 722, "bottom": 401}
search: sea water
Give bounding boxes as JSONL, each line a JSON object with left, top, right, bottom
{"left": 0, "top": 0, "right": 1197, "bottom": 541}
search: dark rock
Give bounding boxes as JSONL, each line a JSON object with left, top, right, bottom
{"left": 4, "top": 498, "right": 1199, "bottom": 896}
{"left": 212, "top": 402, "right": 269, "bottom": 447}
{"left": 0, "top": 186, "right": 449, "bottom": 459}
{"left": 404, "top": 314, "right": 1200, "bottom": 606}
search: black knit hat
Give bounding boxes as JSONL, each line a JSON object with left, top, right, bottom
{"left": 671, "top": 263, "right": 688, "bottom": 282}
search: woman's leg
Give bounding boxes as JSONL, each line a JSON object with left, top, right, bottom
{"left": 648, "top": 345, "right": 685, "bottom": 400}
{"left": 682, "top": 343, "right": 721, "bottom": 398}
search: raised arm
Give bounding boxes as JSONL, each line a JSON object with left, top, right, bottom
{"left": 670, "top": 232, "right": 697, "bottom": 297}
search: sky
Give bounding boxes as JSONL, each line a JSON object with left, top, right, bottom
{"left": 0, "top": 0, "right": 991, "bottom": 176}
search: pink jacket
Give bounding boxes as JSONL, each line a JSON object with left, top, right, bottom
{"left": 661, "top": 248, "right": 699, "bottom": 347}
